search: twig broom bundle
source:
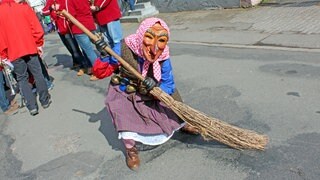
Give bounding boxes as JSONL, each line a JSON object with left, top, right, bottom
{"left": 61, "top": 10, "right": 268, "bottom": 150}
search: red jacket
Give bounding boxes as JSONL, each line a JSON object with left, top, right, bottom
{"left": 42, "top": 0, "right": 70, "bottom": 35}
{"left": 66, "top": 0, "right": 96, "bottom": 34}
{"left": 0, "top": 0, "right": 44, "bottom": 61}
{"left": 93, "top": 0, "right": 122, "bottom": 26}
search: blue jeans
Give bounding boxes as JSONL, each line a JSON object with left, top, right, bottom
{"left": 0, "top": 71, "right": 9, "bottom": 112}
{"left": 74, "top": 33, "right": 98, "bottom": 67}
{"left": 127, "top": 0, "right": 135, "bottom": 10}
{"left": 99, "top": 20, "right": 123, "bottom": 63}
{"left": 99, "top": 20, "right": 123, "bottom": 47}
{"left": 12, "top": 55, "right": 51, "bottom": 111}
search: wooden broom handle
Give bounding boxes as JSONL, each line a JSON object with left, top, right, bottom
{"left": 60, "top": 10, "right": 145, "bottom": 81}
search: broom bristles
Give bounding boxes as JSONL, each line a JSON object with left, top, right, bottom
{"left": 150, "top": 87, "right": 268, "bottom": 150}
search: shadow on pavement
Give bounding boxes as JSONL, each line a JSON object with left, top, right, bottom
{"left": 71, "top": 108, "right": 125, "bottom": 153}
{"left": 52, "top": 54, "right": 73, "bottom": 69}
{"left": 70, "top": 106, "right": 230, "bottom": 165}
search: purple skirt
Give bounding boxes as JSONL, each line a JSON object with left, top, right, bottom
{"left": 105, "top": 84, "right": 183, "bottom": 136}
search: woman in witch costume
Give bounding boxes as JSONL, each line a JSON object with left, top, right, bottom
{"left": 92, "top": 17, "right": 198, "bottom": 170}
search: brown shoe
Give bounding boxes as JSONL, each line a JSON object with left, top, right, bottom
{"left": 77, "top": 69, "right": 85, "bottom": 76}
{"left": 4, "top": 103, "right": 19, "bottom": 116}
{"left": 181, "top": 123, "right": 200, "bottom": 135}
{"left": 89, "top": 75, "right": 99, "bottom": 81}
{"left": 126, "top": 146, "right": 140, "bottom": 170}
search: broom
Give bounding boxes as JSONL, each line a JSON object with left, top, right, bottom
{"left": 61, "top": 10, "right": 268, "bottom": 150}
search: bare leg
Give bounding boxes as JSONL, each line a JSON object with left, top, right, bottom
{"left": 123, "top": 138, "right": 135, "bottom": 148}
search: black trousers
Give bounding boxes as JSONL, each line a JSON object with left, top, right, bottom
{"left": 39, "top": 57, "right": 50, "bottom": 81}
{"left": 12, "top": 55, "right": 50, "bottom": 110}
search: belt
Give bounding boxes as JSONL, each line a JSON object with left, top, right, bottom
{"left": 111, "top": 74, "right": 148, "bottom": 95}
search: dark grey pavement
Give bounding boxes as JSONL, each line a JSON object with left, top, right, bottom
{"left": 1, "top": 1, "right": 320, "bottom": 179}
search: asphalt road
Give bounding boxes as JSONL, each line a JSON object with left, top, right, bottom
{"left": 1, "top": 38, "right": 320, "bottom": 179}
{"left": 1, "top": 3, "right": 320, "bottom": 179}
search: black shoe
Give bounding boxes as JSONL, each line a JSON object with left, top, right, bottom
{"left": 42, "top": 100, "right": 52, "bottom": 109}
{"left": 29, "top": 109, "right": 39, "bottom": 116}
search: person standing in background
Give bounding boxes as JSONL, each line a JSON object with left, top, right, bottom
{"left": 27, "top": 0, "right": 47, "bottom": 33}
{"left": 91, "top": 0, "right": 123, "bottom": 70}
{"left": 42, "top": 0, "right": 91, "bottom": 76}
{"left": 118, "top": 0, "right": 135, "bottom": 15}
{"left": 43, "top": 15, "right": 56, "bottom": 33}
{"left": 0, "top": 0, "right": 51, "bottom": 116}
{"left": 65, "top": 0, "right": 99, "bottom": 80}
{"left": 127, "top": 0, "right": 135, "bottom": 12}
{"left": 0, "top": 68, "right": 19, "bottom": 116}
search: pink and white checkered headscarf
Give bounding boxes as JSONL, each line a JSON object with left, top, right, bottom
{"left": 124, "top": 17, "right": 170, "bottom": 82}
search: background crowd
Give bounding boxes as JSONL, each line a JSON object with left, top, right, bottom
{"left": 0, "top": 0, "right": 131, "bottom": 116}
{"left": 0, "top": 0, "right": 200, "bottom": 171}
